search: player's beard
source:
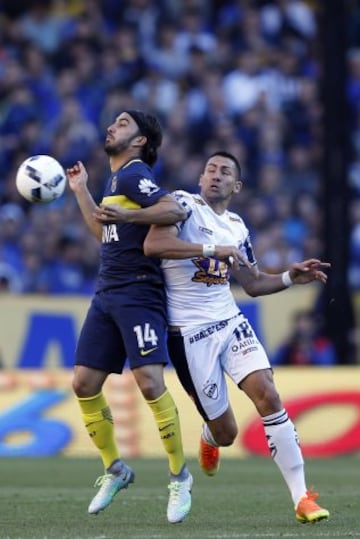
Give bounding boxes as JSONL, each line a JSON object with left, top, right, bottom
{"left": 104, "top": 133, "right": 138, "bottom": 156}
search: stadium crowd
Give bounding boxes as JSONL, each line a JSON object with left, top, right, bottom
{"left": 348, "top": 2, "right": 360, "bottom": 288}
{"left": 0, "top": 0, "right": 339, "bottom": 295}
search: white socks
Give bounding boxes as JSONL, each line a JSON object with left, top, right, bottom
{"left": 262, "top": 409, "right": 307, "bottom": 506}
{"left": 201, "top": 423, "right": 219, "bottom": 447}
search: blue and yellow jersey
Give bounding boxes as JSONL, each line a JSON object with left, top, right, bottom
{"left": 97, "top": 158, "right": 168, "bottom": 291}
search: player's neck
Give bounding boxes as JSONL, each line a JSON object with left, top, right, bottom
{"left": 109, "top": 151, "right": 142, "bottom": 172}
{"left": 202, "top": 196, "right": 228, "bottom": 215}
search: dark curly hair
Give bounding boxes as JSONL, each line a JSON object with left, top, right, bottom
{"left": 125, "top": 110, "right": 163, "bottom": 166}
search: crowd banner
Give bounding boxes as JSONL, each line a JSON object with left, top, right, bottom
{"left": 0, "top": 286, "right": 319, "bottom": 369}
{"left": 1, "top": 289, "right": 359, "bottom": 458}
{"left": 0, "top": 368, "right": 359, "bottom": 458}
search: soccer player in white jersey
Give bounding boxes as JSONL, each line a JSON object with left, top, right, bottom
{"left": 144, "top": 151, "right": 330, "bottom": 524}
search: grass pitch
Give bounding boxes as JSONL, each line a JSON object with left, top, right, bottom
{"left": 0, "top": 456, "right": 358, "bottom": 539}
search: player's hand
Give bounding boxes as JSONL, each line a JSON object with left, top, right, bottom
{"left": 214, "top": 246, "right": 253, "bottom": 269}
{"left": 66, "top": 161, "right": 88, "bottom": 193}
{"left": 289, "top": 259, "right": 331, "bottom": 285}
{"left": 93, "top": 203, "right": 131, "bottom": 223}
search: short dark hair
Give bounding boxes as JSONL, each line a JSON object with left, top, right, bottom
{"left": 125, "top": 109, "right": 163, "bottom": 166}
{"left": 207, "top": 151, "right": 242, "bottom": 180}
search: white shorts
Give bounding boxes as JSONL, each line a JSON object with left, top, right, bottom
{"left": 171, "top": 313, "right": 271, "bottom": 421}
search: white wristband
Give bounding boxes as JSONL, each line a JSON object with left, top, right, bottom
{"left": 202, "top": 244, "right": 216, "bottom": 257}
{"left": 281, "top": 270, "right": 293, "bottom": 287}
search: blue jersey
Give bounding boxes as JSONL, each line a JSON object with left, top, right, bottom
{"left": 96, "top": 158, "right": 168, "bottom": 291}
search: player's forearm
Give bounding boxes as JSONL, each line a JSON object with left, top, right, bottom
{"left": 125, "top": 200, "right": 187, "bottom": 225}
{"left": 251, "top": 272, "right": 291, "bottom": 296}
{"left": 144, "top": 235, "right": 205, "bottom": 259}
{"left": 75, "top": 188, "right": 102, "bottom": 241}
{"left": 233, "top": 270, "right": 292, "bottom": 297}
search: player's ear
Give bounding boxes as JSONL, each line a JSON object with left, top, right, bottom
{"left": 199, "top": 173, "right": 204, "bottom": 187}
{"left": 132, "top": 134, "right": 147, "bottom": 148}
{"left": 233, "top": 180, "right": 243, "bottom": 194}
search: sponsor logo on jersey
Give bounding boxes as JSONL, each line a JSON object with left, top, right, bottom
{"left": 102, "top": 224, "right": 119, "bottom": 243}
{"left": 191, "top": 257, "right": 229, "bottom": 286}
{"left": 229, "top": 215, "right": 242, "bottom": 222}
{"left": 194, "top": 197, "right": 206, "bottom": 205}
{"left": 198, "top": 226, "right": 213, "bottom": 235}
{"left": 138, "top": 178, "right": 160, "bottom": 195}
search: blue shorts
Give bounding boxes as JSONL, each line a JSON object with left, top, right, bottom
{"left": 75, "top": 284, "right": 169, "bottom": 373}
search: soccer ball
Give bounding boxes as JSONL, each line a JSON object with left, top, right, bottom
{"left": 16, "top": 155, "right": 66, "bottom": 204}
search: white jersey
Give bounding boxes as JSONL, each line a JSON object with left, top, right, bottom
{"left": 162, "top": 190, "right": 256, "bottom": 327}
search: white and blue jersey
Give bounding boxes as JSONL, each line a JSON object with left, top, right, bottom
{"left": 162, "top": 190, "right": 257, "bottom": 327}
{"left": 164, "top": 190, "right": 270, "bottom": 422}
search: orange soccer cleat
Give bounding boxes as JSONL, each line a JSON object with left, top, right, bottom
{"left": 295, "top": 490, "right": 330, "bottom": 523}
{"left": 198, "top": 437, "right": 220, "bottom": 476}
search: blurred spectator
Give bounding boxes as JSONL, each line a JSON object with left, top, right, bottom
{"left": 0, "top": 0, "right": 327, "bottom": 297}
{"left": 38, "top": 234, "right": 95, "bottom": 294}
{"left": 271, "top": 309, "right": 337, "bottom": 366}
{"left": 283, "top": 144, "right": 319, "bottom": 197}
{"left": 17, "top": 0, "right": 72, "bottom": 53}
{"left": 0, "top": 203, "right": 25, "bottom": 274}
{"left": 0, "top": 262, "right": 21, "bottom": 293}
{"left": 144, "top": 22, "right": 188, "bottom": 79}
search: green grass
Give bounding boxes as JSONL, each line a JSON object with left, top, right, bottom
{"left": 0, "top": 456, "right": 358, "bottom": 539}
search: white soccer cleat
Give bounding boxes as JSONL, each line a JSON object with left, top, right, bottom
{"left": 167, "top": 473, "right": 193, "bottom": 524}
{"left": 88, "top": 462, "right": 135, "bottom": 514}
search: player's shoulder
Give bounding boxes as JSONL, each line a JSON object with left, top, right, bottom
{"left": 172, "top": 190, "right": 204, "bottom": 206}
{"left": 120, "top": 158, "right": 154, "bottom": 179}
{"left": 118, "top": 159, "right": 166, "bottom": 200}
{"left": 226, "top": 209, "right": 246, "bottom": 226}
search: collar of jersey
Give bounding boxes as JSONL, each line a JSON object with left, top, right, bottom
{"left": 121, "top": 158, "right": 144, "bottom": 170}
{"left": 198, "top": 194, "right": 228, "bottom": 217}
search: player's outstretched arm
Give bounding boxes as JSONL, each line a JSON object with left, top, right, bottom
{"left": 144, "top": 224, "right": 251, "bottom": 266}
{"left": 232, "top": 258, "right": 331, "bottom": 297}
{"left": 288, "top": 258, "right": 331, "bottom": 284}
{"left": 66, "top": 161, "right": 102, "bottom": 241}
{"left": 93, "top": 195, "right": 187, "bottom": 226}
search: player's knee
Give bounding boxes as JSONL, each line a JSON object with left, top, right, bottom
{"left": 72, "top": 375, "right": 100, "bottom": 398}
{"left": 138, "top": 377, "right": 166, "bottom": 401}
{"left": 133, "top": 365, "right": 166, "bottom": 400}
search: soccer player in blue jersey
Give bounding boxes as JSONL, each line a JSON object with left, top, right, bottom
{"left": 66, "top": 110, "right": 192, "bottom": 524}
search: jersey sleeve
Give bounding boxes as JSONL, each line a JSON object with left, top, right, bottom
{"left": 121, "top": 171, "right": 168, "bottom": 208}
{"left": 171, "top": 190, "right": 193, "bottom": 231}
{"left": 238, "top": 233, "right": 257, "bottom": 266}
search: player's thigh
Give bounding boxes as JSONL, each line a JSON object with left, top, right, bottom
{"left": 222, "top": 314, "right": 271, "bottom": 386}
{"left": 168, "top": 330, "right": 229, "bottom": 421}
{"left": 108, "top": 288, "right": 169, "bottom": 369}
{"left": 76, "top": 295, "right": 126, "bottom": 374}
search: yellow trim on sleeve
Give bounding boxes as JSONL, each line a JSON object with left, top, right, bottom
{"left": 102, "top": 195, "right": 141, "bottom": 209}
